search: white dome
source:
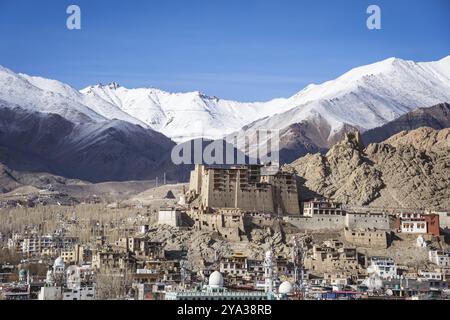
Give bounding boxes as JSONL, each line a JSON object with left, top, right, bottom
{"left": 66, "top": 265, "right": 79, "bottom": 276}
{"left": 208, "top": 271, "right": 224, "bottom": 288}
{"left": 279, "top": 281, "right": 293, "bottom": 295}
{"left": 54, "top": 257, "right": 65, "bottom": 268}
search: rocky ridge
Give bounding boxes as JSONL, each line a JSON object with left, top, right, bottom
{"left": 288, "top": 127, "right": 450, "bottom": 209}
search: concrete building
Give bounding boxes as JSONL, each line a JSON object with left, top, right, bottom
{"left": 400, "top": 220, "right": 427, "bottom": 234}
{"left": 20, "top": 235, "right": 78, "bottom": 257}
{"left": 165, "top": 271, "right": 269, "bottom": 300}
{"left": 218, "top": 252, "right": 295, "bottom": 286}
{"left": 92, "top": 251, "right": 136, "bottom": 272}
{"left": 418, "top": 270, "right": 444, "bottom": 281}
{"left": 39, "top": 285, "right": 63, "bottom": 300}
{"left": 285, "top": 211, "right": 390, "bottom": 232}
{"left": 189, "top": 164, "right": 300, "bottom": 216}
{"left": 323, "top": 271, "right": 353, "bottom": 287}
{"left": 22, "top": 235, "right": 54, "bottom": 256}
{"left": 39, "top": 262, "right": 96, "bottom": 301}
{"left": 132, "top": 260, "right": 183, "bottom": 286}
{"left": 396, "top": 213, "right": 440, "bottom": 236}
{"left": 62, "top": 285, "right": 96, "bottom": 300}
{"left": 61, "top": 244, "right": 86, "bottom": 265}
{"left": 367, "top": 257, "right": 398, "bottom": 279}
{"left": 429, "top": 250, "right": 450, "bottom": 267}
{"left": 158, "top": 208, "right": 183, "bottom": 227}
{"left": 345, "top": 213, "right": 390, "bottom": 231}
{"left": 304, "top": 240, "right": 361, "bottom": 274}
{"left": 114, "top": 237, "right": 165, "bottom": 260}
{"left": 302, "top": 200, "right": 344, "bottom": 217}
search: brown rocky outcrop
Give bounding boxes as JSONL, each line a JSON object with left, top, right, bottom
{"left": 288, "top": 127, "right": 450, "bottom": 209}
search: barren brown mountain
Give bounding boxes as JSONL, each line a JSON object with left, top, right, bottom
{"left": 288, "top": 127, "right": 450, "bottom": 210}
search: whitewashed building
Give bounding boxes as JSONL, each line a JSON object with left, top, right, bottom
{"left": 367, "top": 256, "right": 398, "bottom": 279}
{"left": 418, "top": 270, "right": 444, "bottom": 281}
{"left": 158, "top": 208, "right": 182, "bottom": 227}
{"left": 400, "top": 220, "right": 427, "bottom": 234}
{"left": 429, "top": 250, "right": 450, "bottom": 267}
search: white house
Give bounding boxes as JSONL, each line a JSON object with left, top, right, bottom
{"left": 158, "top": 208, "right": 182, "bottom": 227}
{"left": 429, "top": 250, "right": 450, "bottom": 267}
{"left": 400, "top": 220, "right": 427, "bottom": 234}
{"left": 367, "top": 256, "right": 398, "bottom": 279}
{"left": 418, "top": 270, "right": 443, "bottom": 281}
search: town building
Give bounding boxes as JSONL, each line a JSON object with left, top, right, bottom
{"left": 304, "top": 240, "right": 361, "bottom": 274}
{"left": 189, "top": 208, "right": 247, "bottom": 241}
{"left": 418, "top": 270, "right": 444, "bottom": 281}
{"left": 61, "top": 244, "right": 87, "bottom": 265}
{"left": 218, "top": 252, "right": 296, "bottom": 286}
{"left": 158, "top": 208, "right": 183, "bottom": 227}
{"left": 114, "top": 237, "right": 165, "bottom": 260}
{"left": 165, "top": 271, "right": 269, "bottom": 300}
{"left": 395, "top": 213, "right": 440, "bottom": 236}
{"left": 38, "top": 259, "right": 96, "bottom": 300}
{"left": 344, "top": 228, "right": 389, "bottom": 249}
{"left": 429, "top": 250, "right": 450, "bottom": 267}
{"left": 91, "top": 250, "right": 136, "bottom": 272}
{"left": 367, "top": 257, "right": 398, "bottom": 279}
{"left": 302, "top": 200, "right": 344, "bottom": 217}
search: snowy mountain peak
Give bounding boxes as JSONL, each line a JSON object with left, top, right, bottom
{"left": 246, "top": 56, "right": 450, "bottom": 143}
{"left": 108, "top": 82, "right": 121, "bottom": 90}
{"left": 1, "top": 55, "right": 449, "bottom": 144}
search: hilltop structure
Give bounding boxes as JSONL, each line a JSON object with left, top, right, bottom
{"left": 189, "top": 164, "right": 300, "bottom": 216}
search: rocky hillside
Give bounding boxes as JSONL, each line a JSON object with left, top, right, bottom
{"left": 288, "top": 127, "right": 450, "bottom": 209}
{"left": 362, "top": 103, "right": 450, "bottom": 144}
{"left": 0, "top": 162, "right": 82, "bottom": 194}
{"left": 0, "top": 104, "right": 187, "bottom": 182}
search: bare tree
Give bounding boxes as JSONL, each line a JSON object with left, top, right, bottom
{"left": 95, "top": 267, "right": 132, "bottom": 300}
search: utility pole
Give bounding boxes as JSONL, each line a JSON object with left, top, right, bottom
{"left": 292, "top": 234, "right": 308, "bottom": 300}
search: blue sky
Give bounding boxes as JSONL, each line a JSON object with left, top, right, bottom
{"left": 0, "top": 0, "right": 449, "bottom": 101}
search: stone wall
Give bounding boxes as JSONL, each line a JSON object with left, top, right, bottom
{"left": 285, "top": 213, "right": 392, "bottom": 231}
{"left": 344, "top": 228, "right": 389, "bottom": 249}
{"left": 284, "top": 216, "right": 345, "bottom": 231}
{"left": 345, "top": 213, "right": 390, "bottom": 230}
{"left": 188, "top": 209, "right": 245, "bottom": 242}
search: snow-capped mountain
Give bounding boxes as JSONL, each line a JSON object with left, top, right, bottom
{"left": 81, "top": 84, "right": 290, "bottom": 142}
{"left": 0, "top": 56, "right": 450, "bottom": 181}
{"left": 240, "top": 56, "right": 450, "bottom": 140}
{"left": 81, "top": 55, "right": 450, "bottom": 143}
{"left": 0, "top": 66, "right": 148, "bottom": 127}
{"left": 0, "top": 55, "right": 449, "bottom": 146}
{"left": 0, "top": 101, "right": 182, "bottom": 182}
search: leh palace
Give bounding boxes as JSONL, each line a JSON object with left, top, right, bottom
{"left": 186, "top": 164, "right": 301, "bottom": 242}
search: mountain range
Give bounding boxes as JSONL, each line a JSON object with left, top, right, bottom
{"left": 0, "top": 55, "right": 449, "bottom": 182}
